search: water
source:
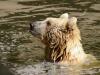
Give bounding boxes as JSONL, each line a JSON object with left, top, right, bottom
{"left": 0, "top": 0, "right": 100, "bottom": 75}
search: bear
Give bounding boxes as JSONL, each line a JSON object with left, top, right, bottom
{"left": 30, "top": 13, "right": 95, "bottom": 65}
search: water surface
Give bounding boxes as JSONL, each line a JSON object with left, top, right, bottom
{"left": 0, "top": 0, "right": 100, "bottom": 75}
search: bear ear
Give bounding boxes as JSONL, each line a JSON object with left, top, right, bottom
{"left": 65, "top": 17, "right": 77, "bottom": 31}
{"left": 59, "top": 13, "right": 69, "bottom": 33}
{"left": 68, "top": 17, "right": 77, "bottom": 26}
{"left": 60, "top": 13, "right": 69, "bottom": 19}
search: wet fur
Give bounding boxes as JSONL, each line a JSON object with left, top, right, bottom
{"left": 43, "top": 23, "right": 86, "bottom": 64}
{"left": 30, "top": 13, "right": 96, "bottom": 64}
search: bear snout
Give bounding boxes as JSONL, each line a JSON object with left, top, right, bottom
{"left": 30, "top": 23, "right": 35, "bottom": 31}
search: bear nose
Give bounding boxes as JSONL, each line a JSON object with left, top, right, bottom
{"left": 30, "top": 23, "right": 34, "bottom": 30}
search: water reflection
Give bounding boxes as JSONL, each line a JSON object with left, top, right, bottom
{"left": 0, "top": 0, "right": 100, "bottom": 75}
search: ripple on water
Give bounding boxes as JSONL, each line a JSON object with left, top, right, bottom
{"left": 0, "top": 0, "right": 100, "bottom": 75}
{"left": 90, "top": 4, "right": 100, "bottom": 11}
{"left": 11, "top": 62, "right": 100, "bottom": 75}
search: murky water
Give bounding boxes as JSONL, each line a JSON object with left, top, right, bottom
{"left": 0, "top": 0, "right": 100, "bottom": 75}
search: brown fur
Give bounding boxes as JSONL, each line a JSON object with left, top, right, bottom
{"left": 43, "top": 22, "right": 85, "bottom": 64}
{"left": 30, "top": 14, "right": 88, "bottom": 64}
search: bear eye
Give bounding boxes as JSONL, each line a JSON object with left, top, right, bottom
{"left": 47, "top": 21, "right": 51, "bottom": 26}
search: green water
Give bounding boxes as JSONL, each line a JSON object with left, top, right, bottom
{"left": 0, "top": 0, "right": 100, "bottom": 75}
